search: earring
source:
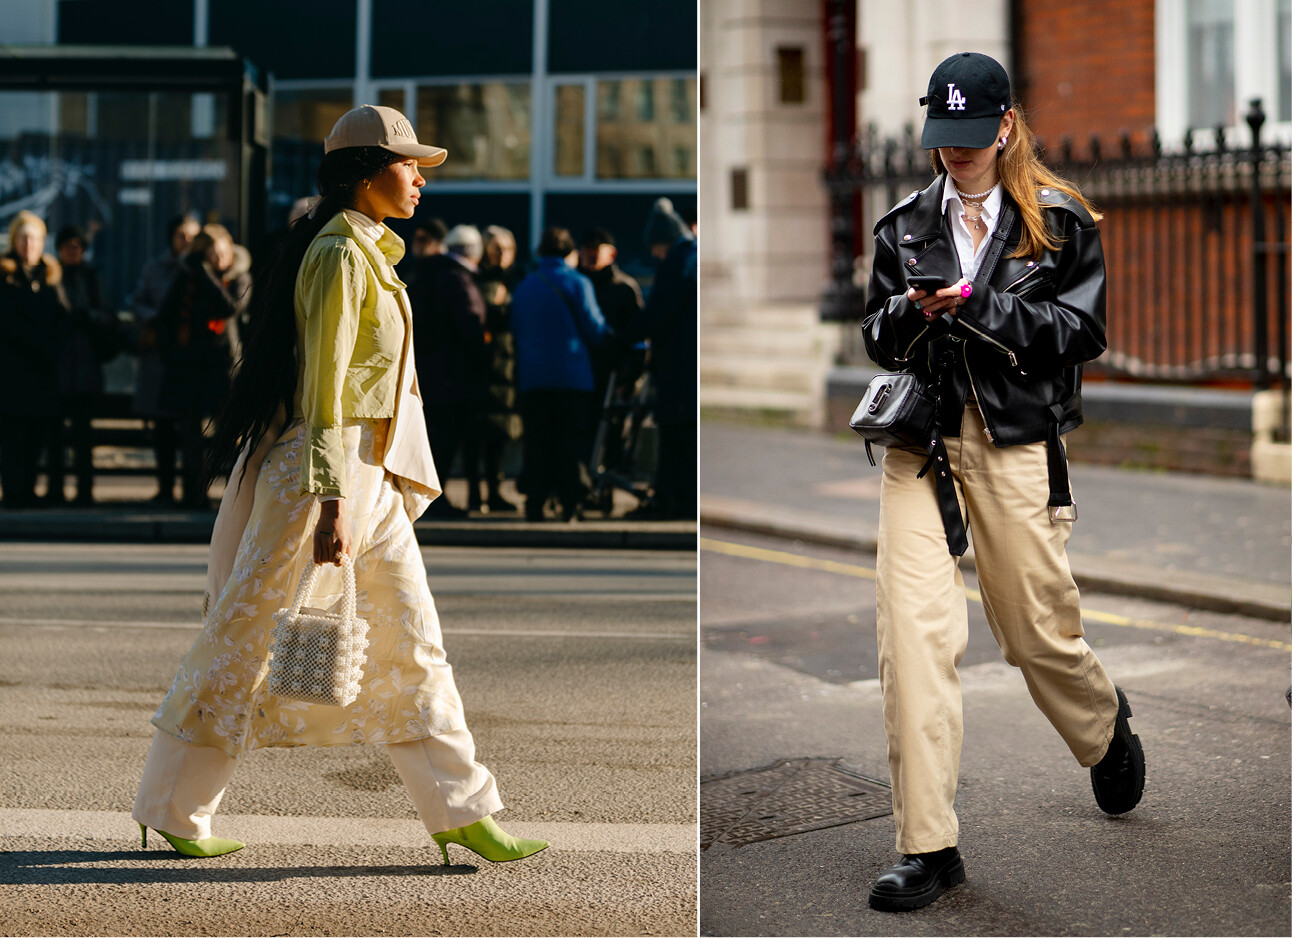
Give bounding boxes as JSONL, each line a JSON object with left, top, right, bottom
{"left": 363, "top": 179, "right": 371, "bottom": 189}
{"left": 997, "top": 135, "right": 1008, "bottom": 150}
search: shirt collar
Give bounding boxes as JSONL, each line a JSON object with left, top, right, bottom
{"left": 941, "top": 175, "right": 1003, "bottom": 222}
{"left": 342, "top": 208, "right": 405, "bottom": 267}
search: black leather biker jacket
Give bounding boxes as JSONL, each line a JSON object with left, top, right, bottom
{"left": 863, "top": 174, "right": 1107, "bottom": 447}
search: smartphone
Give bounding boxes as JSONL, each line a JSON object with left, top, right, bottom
{"left": 905, "top": 275, "right": 951, "bottom": 294}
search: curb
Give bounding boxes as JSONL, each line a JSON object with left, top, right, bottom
{"left": 0, "top": 510, "right": 697, "bottom": 551}
{"left": 699, "top": 495, "right": 1292, "bottom": 623}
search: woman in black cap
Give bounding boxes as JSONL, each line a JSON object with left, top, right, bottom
{"left": 862, "top": 52, "right": 1145, "bottom": 912}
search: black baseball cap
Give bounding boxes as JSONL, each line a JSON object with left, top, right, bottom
{"left": 919, "top": 52, "right": 1011, "bottom": 150}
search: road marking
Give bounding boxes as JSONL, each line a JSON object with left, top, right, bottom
{"left": 700, "top": 536, "right": 1292, "bottom": 652}
{"left": 0, "top": 617, "right": 693, "bottom": 641}
{"left": 0, "top": 808, "right": 696, "bottom": 854}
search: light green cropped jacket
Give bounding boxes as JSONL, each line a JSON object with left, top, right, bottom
{"left": 293, "top": 210, "right": 440, "bottom": 513}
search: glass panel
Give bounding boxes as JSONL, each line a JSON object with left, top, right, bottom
{"left": 1186, "top": 0, "right": 1235, "bottom": 129}
{"left": 416, "top": 82, "right": 531, "bottom": 180}
{"left": 595, "top": 77, "right": 697, "bottom": 180}
{"left": 553, "top": 83, "right": 586, "bottom": 177}
{"left": 0, "top": 89, "right": 239, "bottom": 389}
{"left": 377, "top": 87, "right": 406, "bottom": 113}
{"left": 272, "top": 87, "right": 353, "bottom": 142}
{"left": 1279, "top": 0, "right": 1291, "bottom": 123}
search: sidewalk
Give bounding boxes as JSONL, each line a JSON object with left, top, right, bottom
{"left": 700, "top": 419, "right": 1292, "bottom": 621}
{"left": 0, "top": 475, "right": 695, "bottom": 550}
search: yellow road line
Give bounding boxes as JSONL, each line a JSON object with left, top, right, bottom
{"left": 700, "top": 536, "right": 1292, "bottom": 652}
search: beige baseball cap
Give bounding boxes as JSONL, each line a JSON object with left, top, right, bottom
{"left": 323, "top": 104, "right": 447, "bottom": 167}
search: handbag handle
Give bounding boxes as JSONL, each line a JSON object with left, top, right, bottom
{"left": 286, "top": 556, "right": 357, "bottom": 620}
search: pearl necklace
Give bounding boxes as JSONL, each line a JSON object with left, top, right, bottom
{"left": 954, "top": 183, "right": 997, "bottom": 201}
{"left": 954, "top": 183, "right": 997, "bottom": 233}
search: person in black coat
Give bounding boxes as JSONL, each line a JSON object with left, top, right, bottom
{"left": 859, "top": 52, "right": 1142, "bottom": 913}
{"left": 0, "top": 211, "right": 69, "bottom": 508}
{"left": 156, "top": 224, "right": 250, "bottom": 508}
{"left": 578, "top": 227, "right": 645, "bottom": 466}
{"left": 474, "top": 225, "right": 524, "bottom": 513}
{"left": 630, "top": 199, "right": 697, "bottom": 519}
{"left": 54, "top": 224, "right": 117, "bottom": 505}
{"left": 408, "top": 224, "right": 490, "bottom": 518}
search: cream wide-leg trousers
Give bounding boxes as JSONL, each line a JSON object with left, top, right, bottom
{"left": 132, "top": 728, "right": 502, "bottom": 841}
{"left": 875, "top": 402, "right": 1121, "bottom": 855}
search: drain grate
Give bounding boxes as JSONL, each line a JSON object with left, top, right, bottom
{"left": 701, "top": 757, "right": 892, "bottom": 849}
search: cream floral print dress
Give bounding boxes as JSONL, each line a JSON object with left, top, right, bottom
{"left": 152, "top": 210, "right": 466, "bottom": 758}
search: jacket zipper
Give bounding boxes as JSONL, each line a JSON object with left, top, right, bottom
{"left": 895, "top": 323, "right": 929, "bottom": 362}
{"left": 1002, "top": 265, "right": 1044, "bottom": 294}
{"left": 959, "top": 318, "right": 1018, "bottom": 367}
{"left": 961, "top": 265, "right": 1042, "bottom": 443}
{"left": 961, "top": 342, "right": 999, "bottom": 442}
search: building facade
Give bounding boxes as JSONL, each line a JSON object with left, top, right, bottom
{"left": 0, "top": 0, "right": 697, "bottom": 304}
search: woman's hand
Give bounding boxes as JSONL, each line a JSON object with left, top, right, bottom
{"left": 313, "top": 499, "right": 352, "bottom": 565}
{"left": 907, "top": 278, "right": 972, "bottom": 321}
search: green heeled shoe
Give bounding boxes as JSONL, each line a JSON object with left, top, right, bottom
{"left": 431, "top": 815, "right": 549, "bottom": 865}
{"left": 139, "top": 822, "right": 245, "bottom": 858}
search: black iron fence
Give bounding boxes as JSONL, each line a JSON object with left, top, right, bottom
{"left": 823, "top": 100, "right": 1291, "bottom": 406}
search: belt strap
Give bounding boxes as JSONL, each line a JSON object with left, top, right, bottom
{"left": 916, "top": 428, "right": 969, "bottom": 556}
{"left": 1046, "top": 403, "right": 1077, "bottom": 522}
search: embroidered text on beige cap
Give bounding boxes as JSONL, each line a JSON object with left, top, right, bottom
{"left": 324, "top": 105, "right": 448, "bottom": 167}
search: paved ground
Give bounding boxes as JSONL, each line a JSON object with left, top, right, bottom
{"left": 0, "top": 544, "right": 697, "bottom": 937}
{"left": 699, "top": 418, "right": 1291, "bottom": 937}
{"left": 700, "top": 420, "right": 1292, "bottom": 619}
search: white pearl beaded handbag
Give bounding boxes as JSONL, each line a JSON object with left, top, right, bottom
{"left": 267, "top": 557, "right": 370, "bottom": 707}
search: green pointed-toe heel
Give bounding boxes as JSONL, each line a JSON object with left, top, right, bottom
{"left": 139, "top": 822, "right": 245, "bottom": 858}
{"left": 431, "top": 816, "right": 548, "bottom": 865}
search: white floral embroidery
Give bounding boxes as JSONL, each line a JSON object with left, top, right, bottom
{"left": 151, "top": 420, "right": 467, "bottom": 756}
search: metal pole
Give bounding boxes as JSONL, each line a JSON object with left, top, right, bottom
{"left": 529, "top": 0, "right": 549, "bottom": 251}
{"left": 1246, "top": 99, "right": 1268, "bottom": 390}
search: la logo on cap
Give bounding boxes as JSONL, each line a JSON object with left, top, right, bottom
{"left": 391, "top": 118, "right": 415, "bottom": 140}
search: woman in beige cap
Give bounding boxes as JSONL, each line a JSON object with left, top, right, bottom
{"left": 131, "top": 105, "right": 548, "bottom": 867}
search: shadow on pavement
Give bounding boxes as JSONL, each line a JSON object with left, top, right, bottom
{"left": 0, "top": 849, "right": 478, "bottom": 884}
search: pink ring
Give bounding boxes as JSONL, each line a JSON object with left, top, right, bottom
{"left": 960, "top": 282, "right": 973, "bottom": 299}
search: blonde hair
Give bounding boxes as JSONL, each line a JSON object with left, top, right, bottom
{"left": 188, "top": 223, "right": 233, "bottom": 259}
{"left": 931, "top": 103, "right": 1102, "bottom": 260}
{"left": 7, "top": 210, "right": 46, "bottom": 250}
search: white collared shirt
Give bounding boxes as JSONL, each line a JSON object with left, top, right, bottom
{"left": 342, "top": 207, "right": 386, "bottom": 245}
{"left": 941, "top": 176, "right": 1004, "bottom": 282}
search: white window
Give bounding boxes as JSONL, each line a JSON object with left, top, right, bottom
{"left": 1157, "top": 0, "right": 1292, "bottom": 146}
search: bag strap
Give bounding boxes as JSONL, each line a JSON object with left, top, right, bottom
{"left": 975, "top": 201, "right": 1016, "bottom": 287}
{"left": 287, "top": 556, "right": 357, "bottom": 618}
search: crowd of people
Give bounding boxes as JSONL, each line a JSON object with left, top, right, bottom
{"left": 0, "top": 196, "right": 697, "bottom": 520}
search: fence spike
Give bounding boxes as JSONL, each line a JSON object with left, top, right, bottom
{"left": 1246, "top": 98, "right": 1266, "bottom": 149}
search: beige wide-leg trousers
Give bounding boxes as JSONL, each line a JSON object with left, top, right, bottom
{"left": 133, "top": 728, "right": 502, "bottom": 841}
{"left": 876, "top": 403, "right": 1120, "bottom": 855}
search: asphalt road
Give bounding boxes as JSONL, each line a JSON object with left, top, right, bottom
{"left": 699, "top": 527, "right": 1291, "bottom": 937}
{"left": 0, "top": 543, "right": 698, "bottom": 937}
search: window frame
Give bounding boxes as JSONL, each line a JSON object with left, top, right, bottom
{"left": 269, "top": 72, "right": 697, "bottom": 194}
{"left": 1156, "top": 0, "right": 1292, "bottom": 148}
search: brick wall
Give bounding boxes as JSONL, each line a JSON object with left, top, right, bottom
{"left": 1016, "top": 0, "right": 1156, "bottom": 157}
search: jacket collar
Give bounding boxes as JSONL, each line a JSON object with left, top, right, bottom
{"left": 904, "top": 174, "right": 955, "bottom": 242}
{"left": 904, "top": 173, "right": 1019, "bottom": 244}
{"left": 316, "top": 210, "right": 406, "bottom": 289}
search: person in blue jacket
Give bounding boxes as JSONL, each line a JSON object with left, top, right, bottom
{"left": 509, "top": 226, "right": 610, "bottom": 521}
